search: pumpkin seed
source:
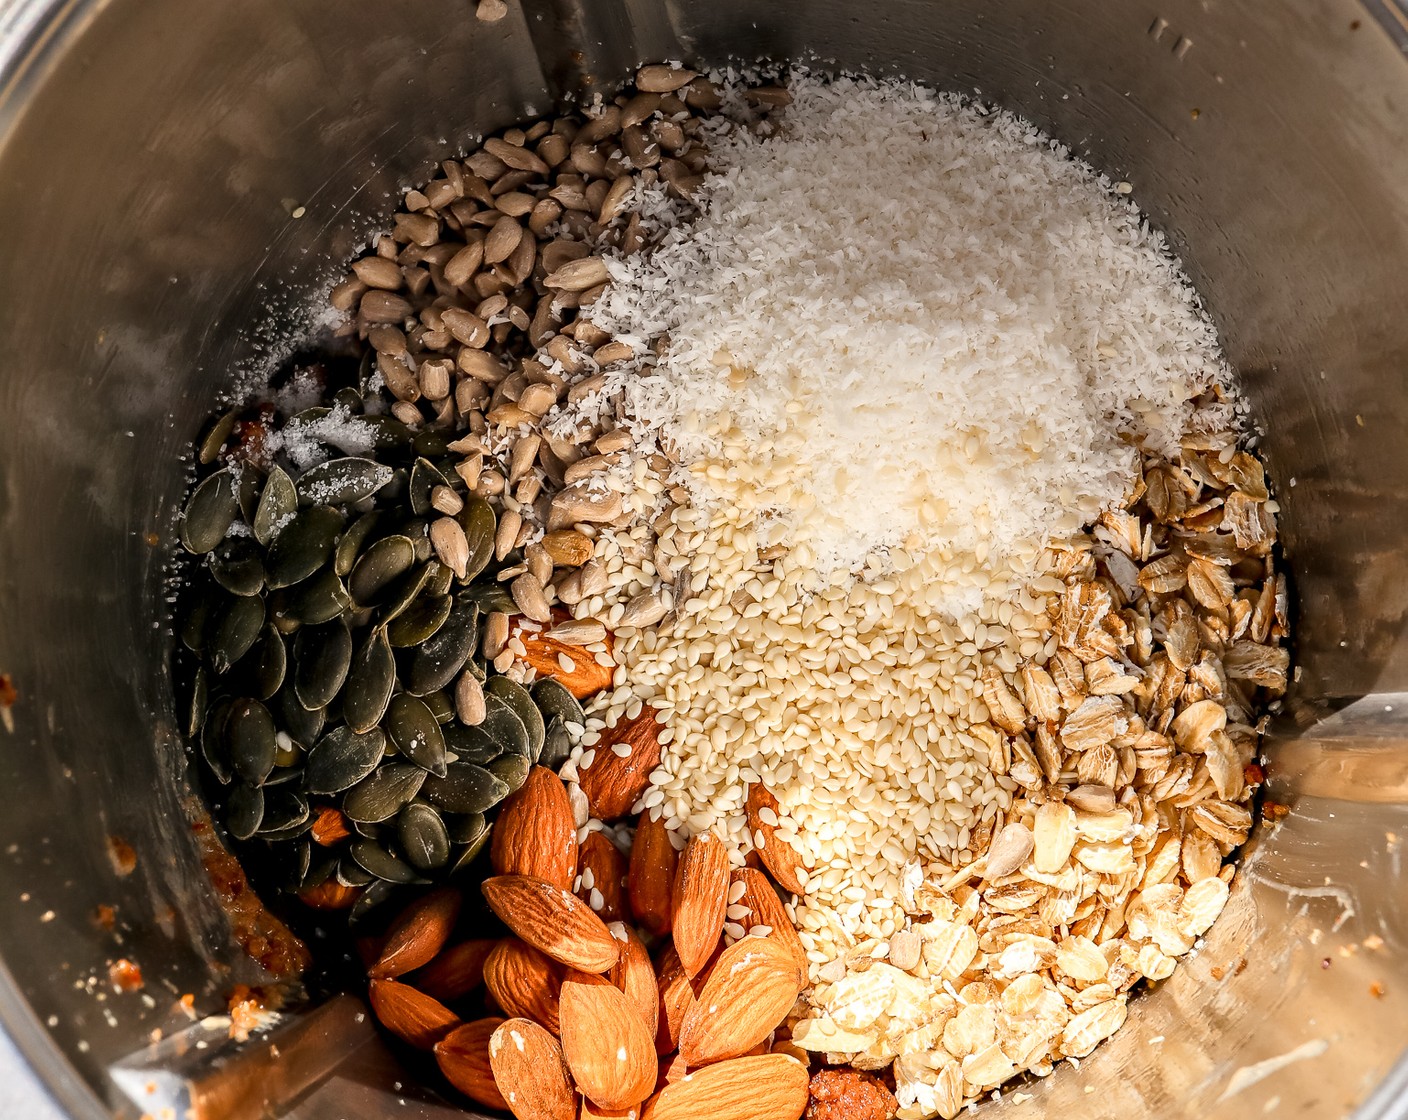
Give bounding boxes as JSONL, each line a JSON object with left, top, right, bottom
{"left": 266, "top": 506, "right": 346, "bottom": 589}
{"left": 256, "top": 818, "right": 315, "bottom": 842}
{"left": 181, "top": 588, "right": 213, "bottom": 652}
{"left": 343, "top": 628, "right": 397, "bottom": 733}
{"left": 424, "top": 561, "right": 455, "bottom": 599}
{"left": 460, "top": 581, "right": 515, "bottom": 614}
{"left": 335, "top": 511, "right": 383, "bottom": 578}
{"left": 245, "top": 624, "right": 287, "bottom": 700}
{"left": 226, "top": 784, "right": 265, "bottom": 840}
{"left": 351, "top": 839, "right": 422, "bottom": 884}
{"left": 487, "top": 677, "right": 544, "bottom": 762}
{"left": 386, "top": 593, "right": 451, "bottom": 647}
{"left": 423, "top": 689, "right": 455, "bottom": 725}
{"left": 398, "top": 803, "right": 451, "bottom": 871}
{"left": 349, "top": 535, "right": 416, "bottom": 606}
{"left": 187, "top": 666, "right": 209, "bottom": 739}
{"left": 449, "top": 822, "right": 492, "bottom": 875}
{"left": 198, "top": 409, "right": 239, "bottom": 465}
{"left": 413, "top": 430, "right": 451, "bottom": 458}
{"left": 306, "top": 726, "right": 388, "bottom": 794}
{"left": 228, "top": 699, "right": 277, "bottom": 786}
{"left": 201, "top": 697, "right": 235, "bottom": 784}
{"left": 343, "top": 762, "right": 426, "bottom": 823}
{"left": 385, "top": 694, "right": 448, "bottom": 777}
{"left": 348, "top": 879, "right": 400, "bottom": 925}
{"left": 531, "top": 677, "right": 584, "bottom": 728}
{"left": 181, "top": 468, "right": 240, "bottom": 554}
{"left": 259, "top": 788, "right": 311, "bottom": 834}
{"left": 447, "top": 811, "right": 487, "bottom": 846}
{"left": 442, "top": 721, "right": 501, "bottom": 766}
{"left": 297, "top": 456, "right": 395, "bottom": 506}
{"left": 419, "top": 762, "right": 508, "bottom": 814}
{"left": 409, "top": 458, "right": 451, "bottom": 517}
{"left": 304, "top": 849, "right": 337, "bottom": 889}
{"left": 278, "top": 685, "right": 325, "bottom": 745}
{"left": 378, "top": 560, "right": 436, "bottom": 624}
{"left": 361, "top": 414, "right": 413, "bottom": 454}
{"left": 483, "top": 692, "right": 531, "bottom": 757}
{"left": 332, "top": 386, "right": 363, "bottom": 412}
{"left": 540, "top": 716, "right": 573, "bottom": 771}
{"left": 337, "top": 856, "right": 377, "bottom": 887}
{"left": 294, "top": 621, "right": 353, "bottom": 710}
{"left": 287, "top": 566, "right": 352, "bottom": 625}
{"left": 277, "top": 837, "right": 314, "bottom": 891}
{"left": 209, "top": 538, "right": 266, "bottom": 596}
{"left": 263, "top": 765, "right": 304, "bottom": 787}
{"left": 405, "top": 598, "right": 478, "bottom": 695}
{"left": 208, "top": 594, "right": 267, "bottom": 674}
{"left": 235, "top": 468, "right": 262, "bottom": 523}
{"left": 253, "top": 466, "right": 298, "bottom": 546}
{"left": 455, "top": 498, "right": 497, "bottom": 583}
{"left": 487, "top": 752, "right": 531, "bottom": 793}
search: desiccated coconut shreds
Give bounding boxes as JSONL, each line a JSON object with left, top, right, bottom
{"left": 568, "top": 73, "right": 1235, "bottom": 605}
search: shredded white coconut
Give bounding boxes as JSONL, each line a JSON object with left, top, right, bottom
{"left": 565, "top": 73, "right": 1233, "bottom": 608}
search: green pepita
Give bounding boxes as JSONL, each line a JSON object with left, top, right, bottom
{"left": 408, "top": 458, "right": 450, "bottom": 517}
{"left": 209, "top": 537, "right": 267, "bottom": 597}
{"left": 486, "top": 752, "right": 531, "bottom": 794}
{"left": 198, "top": 409, "right": 239, "bottom": 466}
{"left": 181, "top": 468, "right": 240, "bottom": 554}
{"left": 297, "top": 456, "right": 395, "bottom": 506}
{"left": 487, "top": 676, "right": 544, "bottom": 763}
{"left": 335, "top": 511, "right": 383, "bottom": 578}
{"left": 253, "top": 465, "right": 298, "bottom": 546}
{"left": 266, "top": 506, "right": 346, "bottom": 589}
{"left": 350, "top": 839, "right": 422, "bottom": 884}
{"left": 306, "top": 726, "right": 388, "bottom": 794}
{"left": 226, "top": 784, "right": 265, "bottom": 840}
{"left": 343, "top": 627, "right": 397, "bottom": 733}
{"left": 397, "top": 802, "right": 450, "bottom": 872}
{"left": 419, "top": 761, "right": 508, "bottom": 815}
{"left": 293, "top": 621, "right": 353, "bottom": 711}
{"left": 208, "top": 594, "right": 267, "bottom": 675}
{"left": 404, "top": 598, "right": 478, "bottom": 695}
{"left": 342, "top": 762, "right": 427, "bottom": 823}
{"left": 348, "top": 535, "right": 416, "bottom": 606}
{"left": 385, "top": 593, "right": 452, "bottom": 647}
{"left": 385, "top": 694, "right": 448, "bottom": 777}
{"left": 228, "top": 699, "right": 277, "bottom": 786}
{"left": 288, "top": 566, "right": 353, "bottom": 625}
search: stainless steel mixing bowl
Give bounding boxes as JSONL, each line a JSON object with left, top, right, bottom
{"left": 0, "top": 0, "right": 1405, "bottom": 1117}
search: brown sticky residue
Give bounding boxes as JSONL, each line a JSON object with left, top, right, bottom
{"left": 189, "top": 813, "right": 310, "bottom": 977}
{"left": 226, "top": 984, "right": 276, "bottom": 1042}
{"left": 0, "top": 674, "right": 16, "bottom": 734}
{"left": 310, "top": 807, "right": 352, "bottom": 846}
{"left": 109, "top": 959, "right": 144, "bottom": 992}
{"left": 106, "top": 835, "right": 138, "bottom": 877}
{"left": 1261, "top": 800, "right": 1290, "bottom": 823}
{"left": 1243, "top": 762, "right": 1265, "bottom": 785}
{"left": 92, "top": 904, "right": 117, "bottom": 931}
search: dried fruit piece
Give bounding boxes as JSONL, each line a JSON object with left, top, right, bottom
{"left": 628, "top": 812, "right": 678, "bottom": 938}
{"left": 435, "top": 1017, "right": 508, "bottom": 1111}
{"left": 560, "top": 974, "right": 657, "bottom": 1111}
{"left": 743, "top": 785, "right": 804, "bottom": 895}
{"left": 484, "top": 938, "right": 565, "bottom": 1034}
{"left": 368, "top": 978, "right": 460, "bottom": 1050}
{"left": 671, "top": 832, "right": 730, "bottom": 978}
{"left": 804, "top": 1068, "right": 898, "bottom": 1120}
{"left": 492, "top": 765, "right": 579, "bottom": 890}
{"left": 371, "top": 887, "right": 461, "bottom": 979}
{"left": 579, "top": 709, "right": 664, "bottom": 821}
{"left": 489, "top": 1018, "right": 577, "bottom": 1120}
{"left": 482, "top": 874, "right": 621, "bottom": 973}
{"left": 678, "top": 936, "right": 805, "bottom": 1065}
{"left": 641, "top": 1053, "right": 809, "bottom": 1120}
{"left": 578, "top": 830, "right": 631, "bottom": 922}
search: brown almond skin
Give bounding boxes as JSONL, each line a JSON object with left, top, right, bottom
{"left": 435, "top": 1017, "right": 508, "bottom": 1111}
{"left": 484, "top": 938, "right": 565, "bottom": 1035}
{"left": 578, "top": 830, "right": 631, "bottom": 923}
{"left": 368, "top": 978, "right": 460, "bottom": 1050}
{"left": 670, "top": 832, "right": 729, "bottom": 977}
{"left": 370, "top": 887, "right": 462, "bottom": 979}
{"left": 640, "top": 1053, "right": 810, "bottom": 1120}
{"left": 513, "top": 624, "right": 614, "bottom": 698}
{"left": 579, "top": 710, "right": 663, "bottom": 821}
{"left": 411, "top": 938, "right": 496, "bottom": 1003}
{"left": 743, "top": 785, "right": 805, "bottom": 895}
{"left": 677, "top": 937, "right": 805, "bottom": 1066}
{"left": 492, "top": 766, "right": 579, "bottom": 891}
{"left": 730, "top": 868, "right": 807, "bottom": 971}
{"left": 489, "top": 1018, "right": 577, "bottom": 1120}
{"left": 559, "top": 974, "right": 657, "bottom": 1111}
{"left": 609, "top": 927, "right": 659, "bottom": 1038}
{"left": 627, "top": 812, "right": 678, "bottom": 938}
{"left": 653, "top": 945, "right": 695, "bottom": 1056}
{"left": 582, "top": 1099, "right": 640, "bottom": 1119}
{"left": 482, "top": 874, "right": 621, "bottom": 973}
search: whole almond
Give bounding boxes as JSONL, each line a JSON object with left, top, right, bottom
{"left": 489, "top": 1018, "right": 576, "bottom": 1120}
{"left": 729, "top": 869, "right": 806, "bottom": 970}
{"left": 482, "top": 874, "right": 621, "bottom": 973}
{"left": 484, "top": 938, "right": 564, "bottom": 1034}
{"left": 743, "top": 785, "right": 804, "bottom": 895}
{"left": 628, "top": 812, "right": 678, "bottom": 938}
{"left": 413, "top": 939, "right": 496, "bottom": 1003}
{"left": 510, "top": 621, "right": 615, "bottom": 699}
{"left": 370, "top": 887, "right": 462, "bottom": 979}
{"left": 435, "top": 1017, "right": 507, "bottom": 1111}
{"left": 368, "top": 978, "right": 460, "bottom": 1050}
{"left": 653, "top": 944, "right": 695, "bottom": 1056}
{"left": 492, "top": 766, "right": 579, "bottom": 890}
{"left": 640, "top": 1053, "right": 809, "bottom": 1120}
{"left": 671, "top": 832, "right": 729, "bottom": 978}
{"left": 582, "top": 1099, "right": 640, "bottom": 1119}
{"left": 560, "top": 975, "right": 657, "bottom": 1110}
{"left": 609, "top": 928, "right": 659, "bottom": 1038}
{"left": 678, "top": 937, "right": 805, "bottom": 1066}
{"left": 579, "top": 709, "right": 663, "bottom": 821}
{"left": 578, "top": 830, "right": 630, "bottom": 922}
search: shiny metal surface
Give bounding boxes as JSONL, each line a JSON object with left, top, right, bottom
{"left": 0, "top": 0, "right": 1404, "bottom": 1117}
